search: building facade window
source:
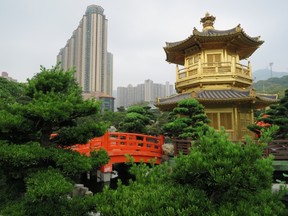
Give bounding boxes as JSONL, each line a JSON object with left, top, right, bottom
{"left": 207, "top": 112, "right": 218, "bottom": 129}
{"left": 220, "top": 112, "right": 233, "bottom": 130}
{"left": 186, "top": 55, "right": 199, "bottom": 65}
{"left": 206, "top": 111, "right": 233, "bottom": 131}
{"left": 239, "top": 112, "right": 251, "bottom": 138}
{"left": 207, "top": 54, "right": 221, "bottom": 66}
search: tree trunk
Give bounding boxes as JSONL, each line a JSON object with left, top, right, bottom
{"left": 40, "top": 125, "right": 53, "bottom": 147}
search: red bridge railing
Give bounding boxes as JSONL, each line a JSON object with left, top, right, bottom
{"left": 71, "top": 132, "right": 164, "bottom": 172}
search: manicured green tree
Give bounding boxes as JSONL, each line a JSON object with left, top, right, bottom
{"left": 119, "top": 105, "right": 155, "bottom": 134}
{"left": 95, "top": 126, "right": 287, "bottom": 215}
{"left": 0, "top": 77, "right": 26, "bottom": 104}
{"left": 0, "top": 66, "right": 109, "bottom": 215}
{"left": 144, "top": 107, "right": 166, "bottom": 136}
{"left": 163, "top": 98, "right": 210, "bottom": 139}
{"left": 265, "top": 89, "right": 288, "bottom": 139}
{"left": 249, "top": 89, "right": 288, "bottom": 139}
{"left": 247, "top": 113, "right": 272, "bottom": 138}
{"left": 98, "top": 108, "right": 127, "bottom": 130}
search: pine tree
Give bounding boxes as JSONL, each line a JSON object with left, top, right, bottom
{"left": 119, "top": 105, "right": 155, "bottom": 134}
{"left": 0, "top": 66, "right": 109, "bottom": 215}
{"left": 163, "top": 98, "right": 210, "bottom": 139}
{"left": 266, "top": 89, "right": 288, "bottom": 139}
{"left": 249, "top": 89, "right": 288, "bottom": 139}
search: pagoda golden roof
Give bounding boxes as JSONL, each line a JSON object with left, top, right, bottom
{"left": 164, "top": 13, "right": 264, "bottom": 65}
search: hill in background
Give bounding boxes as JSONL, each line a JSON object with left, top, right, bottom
{"left": 252, "top": 68, "right": 288, "bottom": 82}
{"left": 253, "top": 69, "right": 288, "bottom": 98}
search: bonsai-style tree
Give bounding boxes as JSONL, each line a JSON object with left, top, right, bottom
{"left": 0, "top": 66, "right": 109, "bottom": 215}
{"left": 163, "top": 98, "right": 210, "bottom": 139}
{"left": 119, "top": 105, "right": 155, "bottom": 134}
{"left": 0, "top": 76, "right": 25, "bottom": 101}
{"left": 265, "top": 89, "right": 288, "bottom": 139}
{"left": 248, "top": 89, "right": 288, "bottom": 139}
{"left": 98, "top": 108, "right": 127, "bottom": 130}
{"left": 247, "top": 113, "right": 272, "bottom": 138}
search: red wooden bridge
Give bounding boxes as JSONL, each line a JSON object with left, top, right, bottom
{"left": 70, "top": 132, "right": 164, "bottom": 173}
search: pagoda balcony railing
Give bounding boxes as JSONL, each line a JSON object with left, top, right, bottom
{"left": 177, "top": 62, "right": 251, "bottom": 80}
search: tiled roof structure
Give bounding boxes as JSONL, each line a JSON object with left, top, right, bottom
{"left": 197, "top": 89, "right": 251, "bottom": 100}
{"left": 155, "top": 89, "right": 278, "bottom": 110}
{"left": 164, "top": 16, "right": 263, "bottom": 65}
{"left": 157, "top": 14, "right": 277, "bottom": 113}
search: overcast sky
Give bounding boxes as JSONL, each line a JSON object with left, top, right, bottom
{"left": 1, "top": 0, "right": 288, "bottom": 88}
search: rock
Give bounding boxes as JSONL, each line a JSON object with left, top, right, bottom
{"left": 162, "top": 143, "right": 174, "bottom": 156}
{"left": 72, "top": 184, "right": 93, "bottom": 197}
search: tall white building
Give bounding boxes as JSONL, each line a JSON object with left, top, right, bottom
{"left": 106, "top": 52, "right": 113, "bottom": 97}
{"left": 116, "top": 80, "right": 176, "bottom": 109}
{"left": 57, "top": 5, "right": 113, "bottom": 96}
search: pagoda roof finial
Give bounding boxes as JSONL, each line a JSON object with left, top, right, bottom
{"left": 200, "top": 12, "right": 216, "bottom": 31}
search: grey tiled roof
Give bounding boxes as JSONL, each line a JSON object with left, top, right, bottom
{"left": 156, "top": 89, "right": 278, "bottom": 107}
{"left": 193, "top": 27, "right": 239, "bottom": 36}
{"left": 197, "top": 89, "right": 251, "bottom": 100}
{"left": 158, "top": 93, "right": 191, "bottom": 104}
{"left": 157, "top": 89, "right": 252, "bottom": 105}
{"left": 256, "top": 93, "right": 279, "bottom": 102}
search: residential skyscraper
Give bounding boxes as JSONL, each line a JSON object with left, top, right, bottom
{"left": 57, "top": 5, "right": 113, "bottom": 96}
{"left": 116, "top": 80, "right": 176, "bottom": 109}
{"left": 106, "top": 52, "right": 113, "bottom": 96}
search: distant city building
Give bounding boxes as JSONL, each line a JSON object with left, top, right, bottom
{"left": 1, "top": 72, "right": 17, "bottom": 82}
{"left": 99, "top": 95, "right": 114, "bottom": 112}
{"left": 106, "top": 52, "right": 113, "bottom": 97}
{"left": 116, "top": 80, "right": 176, "bottom": 108}
{"left": 57, "top": 5, "right": 113, "bottom": 97}
{"left": 82, "top": 91, "right": 114, "bottom": 112}
{"left": 1, "top": 72, "right": 8, "bottom": 78}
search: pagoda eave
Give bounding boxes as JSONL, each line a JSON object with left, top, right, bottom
{"left": 164, "top": 30, "right": 264, "bottom": 65}
{"left": 155, "top": 89, "right": 278, "bottom": 112}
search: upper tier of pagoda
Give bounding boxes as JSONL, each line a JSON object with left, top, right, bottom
{"left": 156, "top": 13, "right": 278, "bottom": 140}
{"left": 164, "top": 13, "right": 264, "bottom": 66}
{"left": 162, "top": 13, "right": 265, "bottom": 93}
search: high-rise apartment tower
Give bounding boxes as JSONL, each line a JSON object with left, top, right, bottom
{"left": 57, "top": 5, "right": 113, "bottom": 96}
{"left": 116, "top": 80, "right": 176, "bottom": 108}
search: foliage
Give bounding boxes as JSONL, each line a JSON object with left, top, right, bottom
{"left": 97, "top": 109, "right": 127, "bottom": 130}
{"left": 0, "top": 77, "right": 25, "bottom": 103}
{"left": 119, "top": 105, "right": 156, "bottom": 134}
{"left": 0, "top": 66, "right": 108, "bottom": 147}
{"left": 163, "top": 98, "right": 210, "bottom": 139}
{"left": 247, "top": 114, "right": 265, "bottom": 136}
{"left": 253, "top": 75, "right": 288, "bottom": 98}
{"left": 23, "top": 168, "right": 99, "bottom": 216}
{"left": 0, "top": 66, "right": 109, "bottom": 215}
{"left": 172, "top": 128, "right": 274, "bottom": 203}
{"left": 95, "top": 127, "right": 287, "bottom": 215}
{"left": 25, "top": 169, "right": 73, "bottom": 201}
{"left": 111, "top": 105, "right": 168, "bottom": 136}
{"left": 249, "top": 89, "right": 288, "bottom": 139}
{"left": 96, "top": 180, "right": 212, "bottom": 216}
{"left": 146, "top": 109, "right": 170, "bottom": 136}
{"left": 264, "top": 89, "right": 288, "bottom": 139}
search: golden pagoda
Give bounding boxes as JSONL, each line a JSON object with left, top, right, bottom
{"left": 156, "top": 13, "right": 278, "bottom": 140}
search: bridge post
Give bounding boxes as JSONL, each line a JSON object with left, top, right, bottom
{"left": 97, "top": 163, "right": 113, "bottom": 182}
